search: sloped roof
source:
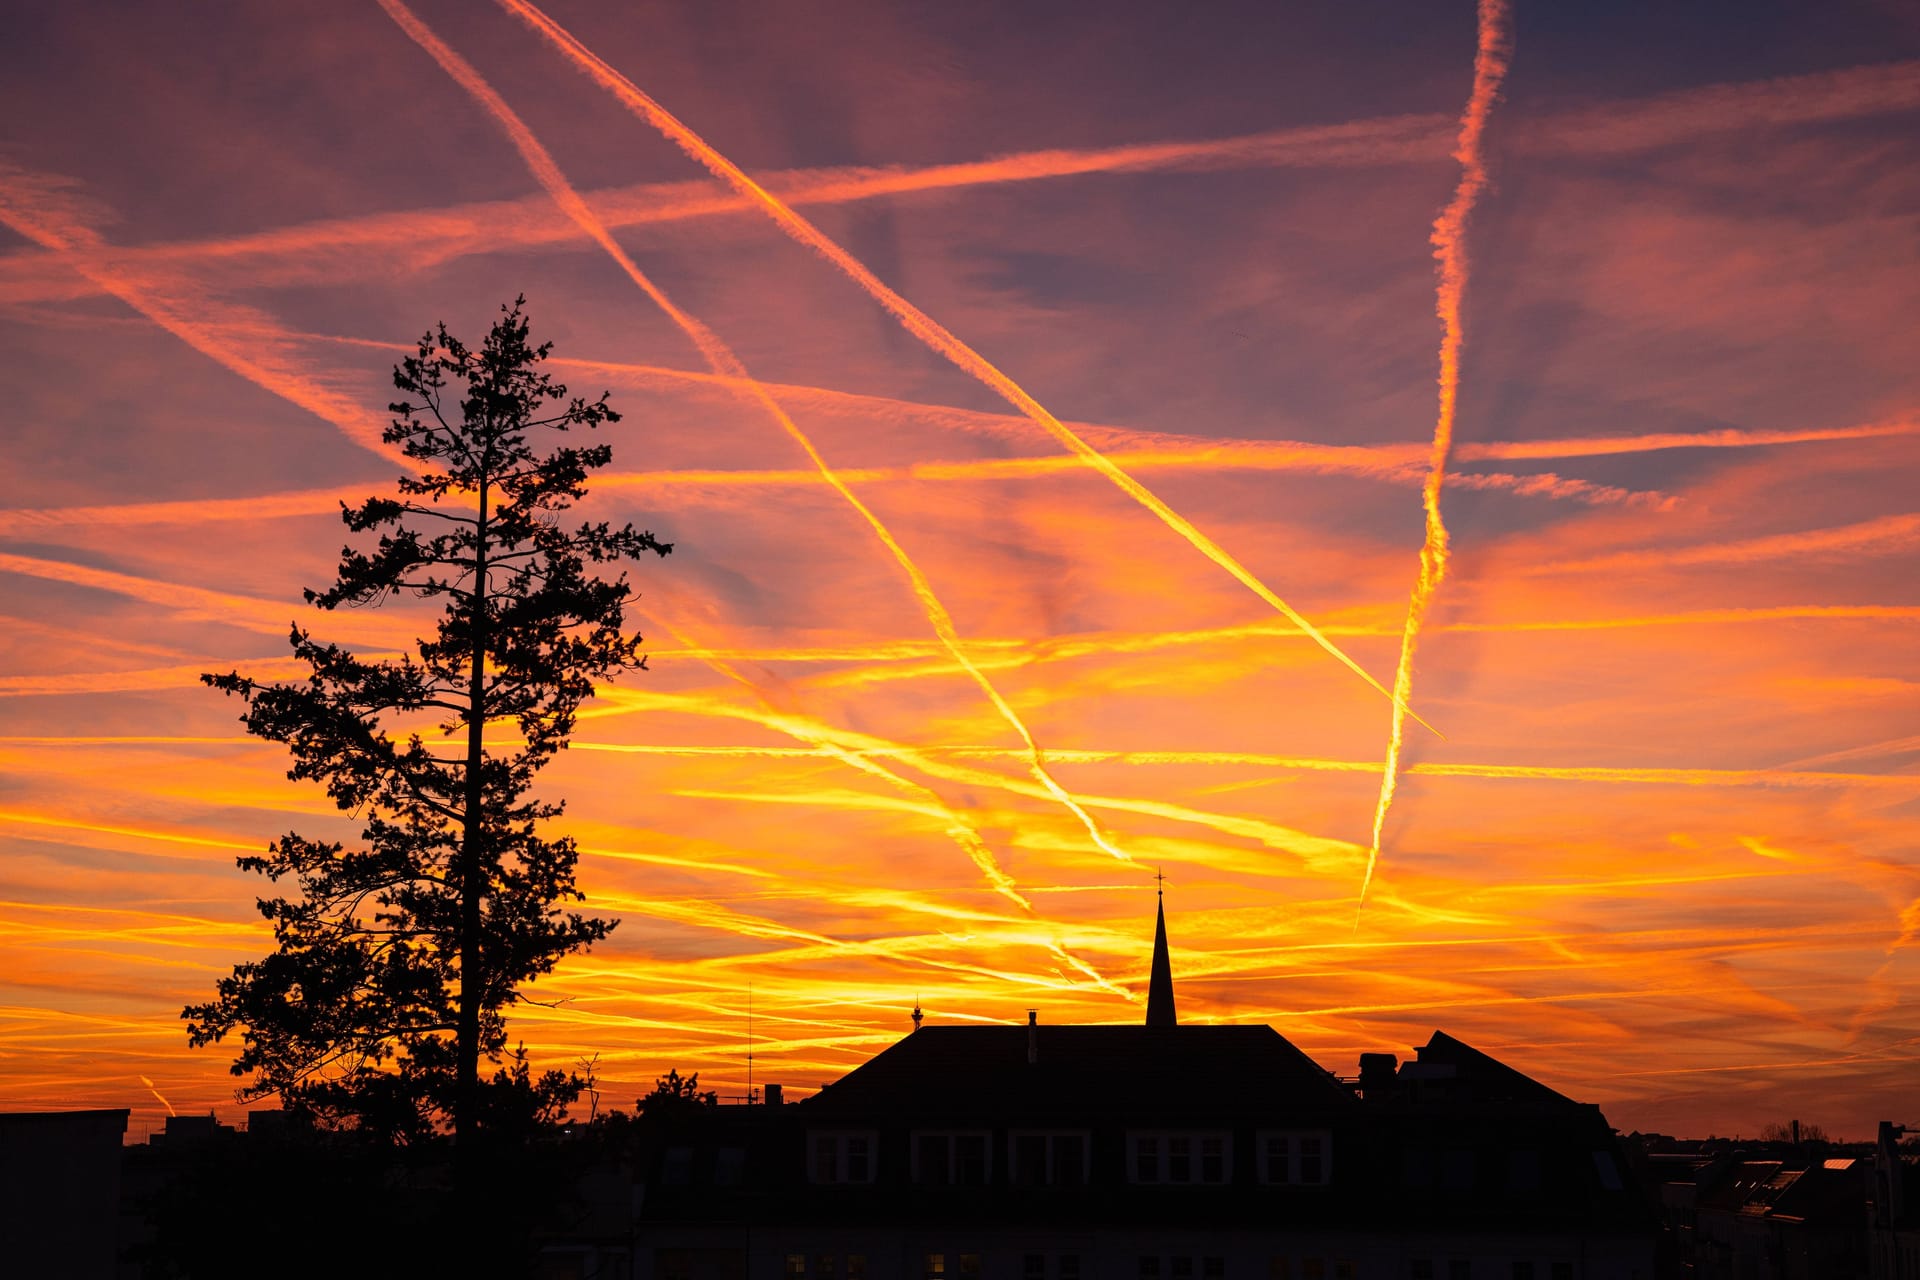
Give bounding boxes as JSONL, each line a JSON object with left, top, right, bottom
{"left": 805, "top": 1023, "right": 1355, "bottom": 1123}
{"left": 1405, "top": 1030, "right": 1581, "bottom": 1108}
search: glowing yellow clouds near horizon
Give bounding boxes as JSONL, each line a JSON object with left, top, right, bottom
{"left": 1, "top": 1, "right": 1917, "bottom": 1144}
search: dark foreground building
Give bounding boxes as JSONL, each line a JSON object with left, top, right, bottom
{"left": 550, "top": 898, "right": 1659, "bottom": 1280}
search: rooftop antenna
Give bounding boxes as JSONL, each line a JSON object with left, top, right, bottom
{"left": 746, "top": 983, "right": 755, "bottom": 1104}
{"left": 911, "top": 994, "right": 923, "bottom": 1032}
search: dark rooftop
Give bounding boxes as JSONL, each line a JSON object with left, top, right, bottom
{"left": 805, "top": 1022, "right": 1355, "bottom": 1123}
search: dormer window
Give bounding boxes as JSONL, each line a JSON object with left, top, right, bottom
{"left": 1128, "top": 1131, "right": 1231, "bottom": 1184}
{"left": 810, "top": 1130, "right": 877, "bottom": 1184}
{"left": 913, "top": 1130, "right": 991, "bottom": 1185}
{"left": 1010, "top": 1130, "right": 1090, "bottom": 1186}
{"left": 1258, "top": 1131, "right": 1332, "bottom": 1186}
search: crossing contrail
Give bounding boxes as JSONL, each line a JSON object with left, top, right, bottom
{"left": 377, "top": 0, "right": 1136, "bottom": 874}
{"left": 1360, "top": 0, "right": 1513, "bottom": 918}
{"left": 5, "top": 58, "right": 1911, "bottom": 307}
{"left": 0, "top": 163, "right": 404, "bottom": 467}
{"left": 494, "top": 0, "right": 1432, "bottom": 735}
{"left": 642, "top": 608, "right": 1131, "bottom": 999}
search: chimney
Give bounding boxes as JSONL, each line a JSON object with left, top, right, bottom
{"left": 1027, "top": 1009, "right": 1038, "bottom": 1064}
{"left": 765, "top": 1083, "right": 783, "bottom": 1107}
{"left": 1791, "top": 1118, "right": 1800, "bottom": 1146}
{"left": 1358, "top": 1053, "right": 1398, "bottom": 1101}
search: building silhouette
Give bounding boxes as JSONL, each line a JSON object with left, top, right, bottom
{"left": 0, "top": 1107, "right": 127, "bottom": 1279}
{"left": 568, "top": 901, "right": 1660, "bottom": 1280}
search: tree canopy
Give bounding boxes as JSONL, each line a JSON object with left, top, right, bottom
{"left": 187, "top": 298, "right": 671, "bottom": 1147}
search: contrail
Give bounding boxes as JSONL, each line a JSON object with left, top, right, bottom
{"left": 1360, "top": 0, "right": 1513, "bottom": 917}
{"left": 495, "top": 0, "right": 1431, "bottom": 734}
{"left": 1540, "top": 512, "right": 1920, "bottom": 575}
{"left": 642, "top": 609, "right": 1131, "bottom": 999}
{"left": 650, "top": 609, "right": 1032, "bottom": 907}
{"left": 0, "top": 551, "right": 419, "bottom": 649}
{"left": 0, "top": 163, "right": 405, "bottom": 467}
{"left": 0, "top": 116, "right": 1447, "bottom": 308}
{"left": 0, "top": 441, "right": 1665, "bottom": 539}
{"left": 577, "top": 741, "right": 1920, "bottom": 792}
{"left": 0, "top": 806, "right": 258, "bottom": 855}
{"left": 139, "top": 1075, "right": 177, "bottom": 1117}
{"left": 377, "top": 0, "right": 1135, "bottom": 871}
{"left": 5, "top": 58, "right": 1913, "bottom": 308}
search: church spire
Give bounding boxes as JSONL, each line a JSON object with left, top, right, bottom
{"left": 1146, "top": 870, "right": 1177, "bottom": 1027}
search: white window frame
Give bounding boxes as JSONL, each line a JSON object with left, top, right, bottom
{"left": 1257, "top": 1130, "right": 1332, "bottom": 1186}
{"left": 911, "top": 1129, "right": 993, "bottom": 1185}
{"left": 809, "top": 1129, "right": 878, "bottom": 1184}
{"left": 1128, "top": 1130, "right": 1233, "bottom": 1185}
{"left": 1008, "top": 1129, "right": 1092, "bottom": 1186}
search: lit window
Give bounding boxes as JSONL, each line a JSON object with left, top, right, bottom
{"left": 786, "top": 1256, "right": 807, "bottom": 1280}
{"left": 925, "top": 1255, "right": 945, "bottom": 1280}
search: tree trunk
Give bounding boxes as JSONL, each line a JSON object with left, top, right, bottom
{"left": 457, "top": 473, "right": 491, "bottom": 1155}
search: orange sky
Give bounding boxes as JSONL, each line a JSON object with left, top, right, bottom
{"left": 2, "top": 1, "right": 1917, "bottom": 1141}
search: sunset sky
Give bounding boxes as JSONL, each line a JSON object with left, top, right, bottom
{"left": 3, "top": 0, "right": 1917, "bottom": 1141}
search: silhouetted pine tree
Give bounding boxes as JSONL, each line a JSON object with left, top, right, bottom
{"left": 187, "top": 298, "right": 671, "bottom": 1165}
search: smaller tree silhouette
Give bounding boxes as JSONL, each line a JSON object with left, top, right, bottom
{"left": 1759, "top": 1119, "right": 1831, "bottom": 1144}
{"left": 639, "top": 1068, "right": 719, "bottom": 1117}
{"left": 186, "top": 298, "right": 671, "bottom": 1162}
